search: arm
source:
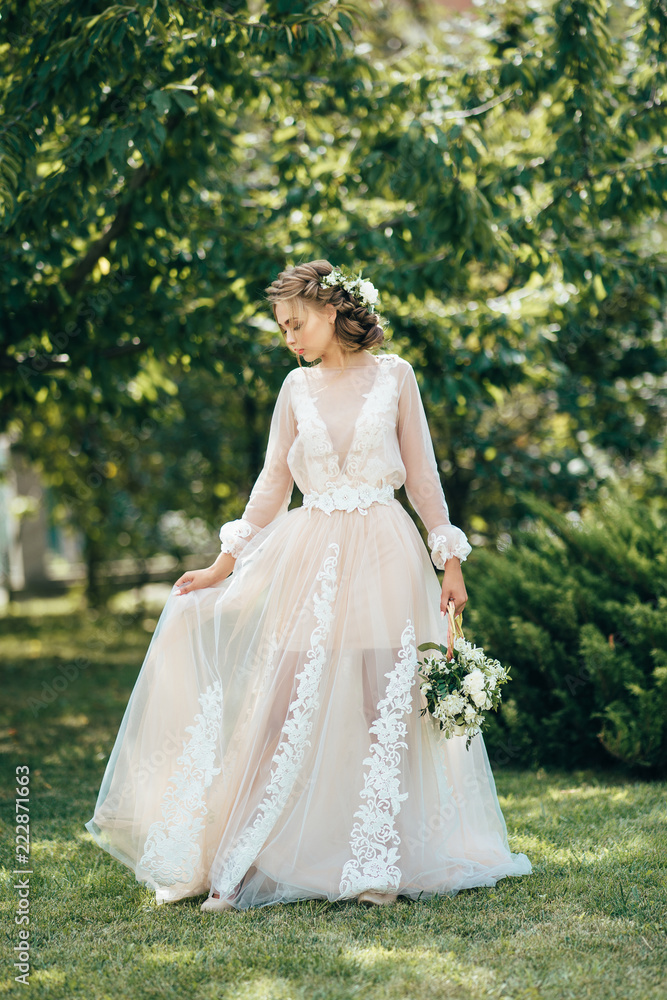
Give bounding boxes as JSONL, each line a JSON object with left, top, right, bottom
{"left": 175, "top": 376, "right": 295, "bottom": 595}
{"left": 397, "top": 364, "right": 471, "bottom": 614}
{"left": 218, "top": 373, "right": 296, "bottom": 559}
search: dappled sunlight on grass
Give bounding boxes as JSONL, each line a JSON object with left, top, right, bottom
{"left": 220, "top": 976, "right": 298, "bottom": 1000}
{"left": 339, "top": 944, "right": 497, "bottom": 995}
{"left": 23, "top": 969, "right": 69, "bottom": 990}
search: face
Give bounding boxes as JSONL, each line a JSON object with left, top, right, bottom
{"left": 274, "top": 299, "right": 338, "bottom": 364}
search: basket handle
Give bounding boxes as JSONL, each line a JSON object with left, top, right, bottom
{"left": 446, "top": 598, "right": 464, "bottom": 661}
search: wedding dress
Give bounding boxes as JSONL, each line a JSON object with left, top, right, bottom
{"left": 85, "top": 351, "right": 532, "bottom": 908}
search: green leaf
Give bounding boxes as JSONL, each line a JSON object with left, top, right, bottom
{"left": 149, "top": 90, "right": 172, "bottom": 116}
{"left": 169, "top": 89, "right": 198, "bottom": 113}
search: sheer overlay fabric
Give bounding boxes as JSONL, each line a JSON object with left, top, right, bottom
{"left": 85, "top": 353, "right": 531, "bottom": 908}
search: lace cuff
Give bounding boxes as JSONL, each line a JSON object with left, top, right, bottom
{"left": 427, "top": 524, "right": 472, "bottom": 569}
{"left": 219, "top": 518, "right": 253, "bottom": 558}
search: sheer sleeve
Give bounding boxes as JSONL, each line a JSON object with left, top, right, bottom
{"left": 219, "top": 374, "right": 295, "bottom": 558}
{"left": 397, "top": 363, "right": 472, "bottom": 569}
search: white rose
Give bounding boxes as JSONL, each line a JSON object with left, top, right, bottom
{"left": 462, "top": 668, "right": 485, "bottom": 697}
{"left": 464, "top": 704, "right": 477, "bottom": 722}
{"left": 359, "top": 280, "right": 379, "bottom": 305}
{"left": 443, "top": 692, "right": 465, "bottom": 715}
{"left": 471, "top": 688, "right": 488, "bottom": 708}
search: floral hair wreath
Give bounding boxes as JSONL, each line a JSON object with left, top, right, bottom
{"left": 319, "top": 266, "right": 381, "bottom": 315}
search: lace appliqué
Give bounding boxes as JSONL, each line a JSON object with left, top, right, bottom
{"left": 139, "top": 681, "right": 223, "bottom": 886}
{"left": 345, "top": 355, "right": 400, "bottom": 479}
{"left": 290, "top": 376, "right": 341, "bottom": 491}
{"left": 303, "top": 482, "right": 395, "bottom": 516}
{"left": 290, "top": 355, "right": 400, "bottom": 492}
{"left": 427, "top": 526, "right": 472, "bottom": 569}
{"left": 214, "top": 542, "right": 340, "bottom": 898}
{"left": 339, "top": 619, "right": 418, "bottom": 896}
{"left": 219, "top": 518, "right": 253, "bottom": 557}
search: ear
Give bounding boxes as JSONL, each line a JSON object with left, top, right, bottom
{"left": 325, "top": 303, "right": 337, "bottom": 324}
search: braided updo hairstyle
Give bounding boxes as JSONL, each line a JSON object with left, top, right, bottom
{"left": 265, "top": 259, "right": 384, "bottom": 360}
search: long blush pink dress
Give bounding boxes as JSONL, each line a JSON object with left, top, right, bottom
{"left": 85, "top": 352, "right": 532, "bottom": 908}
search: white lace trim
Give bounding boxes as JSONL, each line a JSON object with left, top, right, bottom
{"left": 290, "top": 376, "right": 341, "bottom": 489}
{"left": 427, "top": 525, "right": 472, "bottom": 569}
{"left": 213, "top": 542, "right": 340, "bottom": 897}
{"left": 345, "top": 355, "right": 400, "bottom": 478}
{"left": 139, "top": 681, "right": 223, "bottom": 886}
{"left": 219, "top": 518, "right": 253, "bottom": 557}
{"left": 303, "top": 482, "right": 395, "bottom": 516}
{"left": 339, "top": 619, "right": 418, "bottom": 896}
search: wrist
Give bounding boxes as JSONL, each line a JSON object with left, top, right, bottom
{"left": 208, "top": 551, "right": 236, "bottom": 581}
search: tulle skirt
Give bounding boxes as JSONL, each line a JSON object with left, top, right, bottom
{"left": 84, "top": 499, "right": 532, "bottom": 908}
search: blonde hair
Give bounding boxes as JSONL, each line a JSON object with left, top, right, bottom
{"left": 265, "top": 259, "right": 384, "bottom": 365}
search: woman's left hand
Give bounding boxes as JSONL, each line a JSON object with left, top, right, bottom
{"left": 440, "top": 558, "right": 468, "bottom": 618}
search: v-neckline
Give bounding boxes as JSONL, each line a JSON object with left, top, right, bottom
{"left": 303, "top": 354, "right": 389, "bottom": 474}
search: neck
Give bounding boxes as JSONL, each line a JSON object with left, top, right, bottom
{"left": 318, "top": 349, "right": 370, "bottom": 369}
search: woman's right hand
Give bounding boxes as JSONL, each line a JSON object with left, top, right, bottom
{"left": 174, "top": 568, "right": 217, "bottom": 595}
{"left": 174, "top": 552, "right": 236, "bottom": 595}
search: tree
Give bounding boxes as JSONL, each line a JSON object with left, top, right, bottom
{"left": 1, "top": 0, "right": 368, "bottom": 598}
{"left": 1, "top": 1, "right": 666, "bottom": 600}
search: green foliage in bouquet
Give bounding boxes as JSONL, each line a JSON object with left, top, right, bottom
{"left": 417, "top": 622, "right": 512, "bottom": 750}
{"left": 464, "top": 483, "right": 667, "bottom": 773}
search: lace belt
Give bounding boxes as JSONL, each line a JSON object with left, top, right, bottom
{"left": 303, "top": 483, "right": 395, "bottom": 517}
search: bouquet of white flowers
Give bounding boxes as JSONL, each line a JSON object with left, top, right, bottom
{"left": 417, "top": 600, "right": 511, "bottom": 750}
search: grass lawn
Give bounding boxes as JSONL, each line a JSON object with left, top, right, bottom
{"left": 1, "top": 597, "right": 666, "bottom": 1000}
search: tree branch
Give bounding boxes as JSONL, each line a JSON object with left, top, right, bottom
{"left": 62, "top": 107, "right": 185, "bottom": 299}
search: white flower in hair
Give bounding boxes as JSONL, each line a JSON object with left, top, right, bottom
{"left": 320, "top": 266, "right": 381, "bottom": 313}
{"left": 359, "top": 280, "right": 379, "bottom": 305}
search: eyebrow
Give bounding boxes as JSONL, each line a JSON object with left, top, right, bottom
{"left": 277, "top": 317, "right": 299, "bottom": 331}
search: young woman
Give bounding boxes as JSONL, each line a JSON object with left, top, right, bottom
{"left": 85, "top": 259, "right": 531, "bottom": 912}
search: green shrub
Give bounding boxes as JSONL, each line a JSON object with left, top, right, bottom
{"left": 463, "top": 485, "right": 667, "bottom": 773}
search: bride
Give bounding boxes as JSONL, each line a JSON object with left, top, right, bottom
{"left": 85, "top": 259, "right": 531, "bottom": 912}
